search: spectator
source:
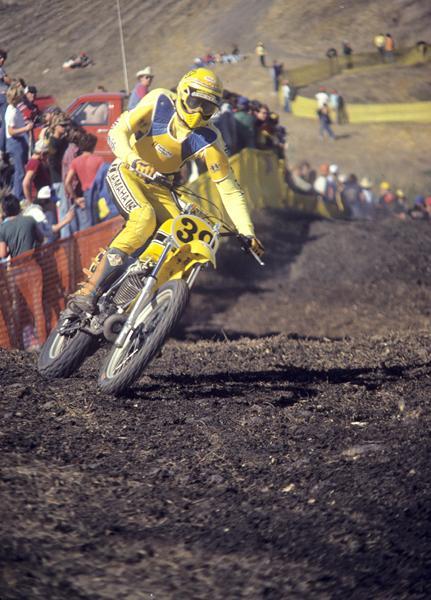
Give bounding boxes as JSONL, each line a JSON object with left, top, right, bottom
{"left": 286, "top": 160, "right": 313, "bottom": 194}
{"left": 0, "top": 48, "right": 12, "bottom": 154}
{"left": 384, "top": 34, "right": 395, "bottom": 62}
{"left": 393, "top": 189, "right": 408, "bottom": 220}
{"left": 378, "top": 181, "right": 396, "bottom": 214}
{"left": 314, "top": 163, "right": 336, "bottom": 203}
{"left": 281, "top": 79, "right": 292, "bottom": 113}
{"left": 128, "top": 66, "right": 154, "bottom": 110}
{"left": 37, "top": 105, "right": 61, "bottom": 143}
{"left": 359, "top": 176, "right": 375, "bottom": 219}
{"left": 374, "top": 33, "right": 386, "bottom": 61}
{"left": 269, "top": 111, "right": 287, "bottom": 159}
{"left": 64, "top": 132, "right": 104, "bottom": 231}
{"left": 315, "top": 86, "right": 329, "bottom": 109}
{"left": 255, "top": 42, "right": 266, "bottom": 67}
{"left": 20, "top": 85, "right": 42, "bottom": 126}
{"left": 317, "top": 103, "right": 336, "bottom": 141}
{"left": 336, "top": 91, "right": 349, "bottom": 124}
{"left": 326, "top": 47, "right": 339, "bottom": 75}
{"left": 23, "top": 185, "right": 75, "bottom": 243}
{"left": 0, "top": 148, "right": 13, "bottom": 188}
{"left": 233, "top": 96, "right": 256, "bottom": 151}
{"left": 88, "top": 162, "right": 118, "bottom": 223}
{"left": 408, "top": 195, "right": 428, "bottom": 220}
{"left": 22, "top": 139, "right": 51, "bottom": 205}
{"left": 342, "top": 40, "right": 353, "bottom": 69}
{"left": 0, "top": 192, "right": 42, "bottom": 258}
{"left": 47, "top": 111, "right": 72, "bottom": 238}
{"left": 342, "top": 174, "right": 363, "bottom": 218}
{"left": 5, "top": 82, "right": 33, "bottom": 199}
{"left": 213, "top": 100, "right": 238, "bottom": 156}
{"left": 254, "top": 104, "right": 275, "bottom": 150}
{"left": 62, "top": 126, "right": 86, "bottom": 204}
{"left": 416, "top": 41, "right": 428, "bottom": 60}
{"left": 271, "top": 60, "right": 283, "bottom": 92}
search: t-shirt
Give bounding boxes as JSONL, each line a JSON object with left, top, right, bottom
{"left": 23, "top": 204, "right": 53, "bottom": 241}
{"left": 0, "top": 215, "right": 40, "bottom": 257}
{"left": 25, "top": 157, "right": 51, "bottom": 196}
{"left": 4, "top": 104, "right": 26, "bottom": 139}
{"left": 47, "top": 136, "right": 68, "bottom": 183}
{"left": 315, "top": 92, "right": 329, "bottom": 108}
{"left": 128, "top": 83, "right": 150, "bottom": 110}
{"left": 70, "top": 153, "right": 104, "bottom": 191}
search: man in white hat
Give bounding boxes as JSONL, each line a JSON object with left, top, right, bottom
{"left": 128, "top": 66, "right": 154, "bottom": 110}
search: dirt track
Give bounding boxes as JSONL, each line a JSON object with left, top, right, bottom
{"left": 1, "top": 210, "right": 431, "bottom": 599}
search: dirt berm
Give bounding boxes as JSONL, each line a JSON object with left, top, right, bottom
{"left": 1, "top": 208, "right": 431, "bottom": 599}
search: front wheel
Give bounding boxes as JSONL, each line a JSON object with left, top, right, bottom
{"left": 98, "top": 280, "right": 190, "bottom": 395}
{"left": 38, "top": 323, "right": 95, "bottom": 378}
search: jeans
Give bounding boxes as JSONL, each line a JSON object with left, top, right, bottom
{"left": 52, "top": 181, "right": 77, "bottom": 239}
{"left": 75, "top": 189, "right": 93, "bottom": 231}
{"left": 6, "top": 135, "right": 28, "bottom": 199}
{"left": 0, "top": 93, "right": 7, "bottom": 153}
{"left": 319, "top": 119, "right": 336, "bottom": 140}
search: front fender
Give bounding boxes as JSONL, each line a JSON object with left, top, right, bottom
{"left": 155, "top": 241, "right": 216, "bottom": 287}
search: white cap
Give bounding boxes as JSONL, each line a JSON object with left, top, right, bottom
{"left": 136, "top": 66, "right": 153, "bottom": 78}
{"left": 37, "top": 185, "right": 51, "bottom": 200}
{"left": 329, "top": 163, "right": 338, "bottom": 174}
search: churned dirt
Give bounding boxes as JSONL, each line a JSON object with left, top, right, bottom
{"left": 1, "top": 208, "right": 431, "bottom": 599}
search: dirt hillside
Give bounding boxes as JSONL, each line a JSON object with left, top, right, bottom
{"left": 0, "top": 0, "right": 430, "bottom": 194}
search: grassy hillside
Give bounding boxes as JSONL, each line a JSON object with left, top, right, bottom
{"left": 0, "top": 0, "right": 430, "bottom": 196}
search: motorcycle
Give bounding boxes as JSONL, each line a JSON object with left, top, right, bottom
{"left": 37, "top": 173, "right": 264, "bottom": 395}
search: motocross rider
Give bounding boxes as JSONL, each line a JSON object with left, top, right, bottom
{"left": 68, "top": 67, "right": 264, "bottom": 314}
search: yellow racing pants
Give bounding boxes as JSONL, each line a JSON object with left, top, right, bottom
{"left": 106, "top": 159, "right": 180, "bottom": 255}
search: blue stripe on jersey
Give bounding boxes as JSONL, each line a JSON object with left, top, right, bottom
{"left": 148, "top": 94, "right": 175, "bottom": 136}
{"left": 181, "top": 127, "right": 217, "bottom": 162}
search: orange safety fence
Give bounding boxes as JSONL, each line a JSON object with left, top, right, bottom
{"left": 0, "top": 216, "right": 123, "bottom": 350}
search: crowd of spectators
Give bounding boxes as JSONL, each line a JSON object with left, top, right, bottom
{"left": 0, "top": 48, "right": 116, "bottom": 260}
{"left": 285, "top": 159, "right": 431, "bottom": 222}
{"left": 1, "top": 40, "right": 430, "bottom": 262}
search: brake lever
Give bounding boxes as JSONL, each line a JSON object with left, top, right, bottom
{"left": 237, "top": 235, "right": 265, "bottom": 266}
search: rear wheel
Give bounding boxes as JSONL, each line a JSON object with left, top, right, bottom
{"left": 98, "top": 280, "right": 190, "bottom": 395}
{"left": 38, "top": 323, "right": 95, "bottom": 378}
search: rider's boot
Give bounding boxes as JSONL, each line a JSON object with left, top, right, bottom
{"left": 67, "top": 247, "right": 128, "bottom": 314}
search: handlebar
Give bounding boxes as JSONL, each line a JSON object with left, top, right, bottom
{"left": 221, "top": 232, "right": 265, "bottom": 267}
{"left": 128, "top": 165, "right": 264, "bottom": 266}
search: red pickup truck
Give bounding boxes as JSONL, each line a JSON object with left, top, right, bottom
{"left": 35, "top": 91, "right": 127, "bottom": 161}
{"left": 66, "top": 92, "right": 127, "bottom": 160}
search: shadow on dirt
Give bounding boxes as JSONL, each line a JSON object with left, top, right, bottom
{"left": 131, "top": 359, "right": 431, "bottom": 400}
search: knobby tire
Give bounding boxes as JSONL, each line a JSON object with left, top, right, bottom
{"left": 38, "top": 326, "right": 95, "bottom": 378}
{"left": 98, "top": 280, "right": 190, "bottom": 395}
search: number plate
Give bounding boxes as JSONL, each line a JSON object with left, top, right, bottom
{"left": 171, "top": 215, "right": 217, "bottom": 250}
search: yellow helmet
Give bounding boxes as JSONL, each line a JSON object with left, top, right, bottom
{"left": 176, "top": 68, "right": 223, "bottom": 128}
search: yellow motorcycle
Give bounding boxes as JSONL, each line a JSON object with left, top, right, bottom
{"left": 38, "top": 174, "right": 264, "bottom": 395}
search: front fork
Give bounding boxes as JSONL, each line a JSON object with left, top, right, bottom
{"left": 114, "top": 239, "right": 174, "bottom": 348}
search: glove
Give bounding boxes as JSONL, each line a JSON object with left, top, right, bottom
{"left": 248, "top": 236, "right": 265, "bottom": 257}
{"left": 131, "top": 159, "right": 157, "bottom": 180}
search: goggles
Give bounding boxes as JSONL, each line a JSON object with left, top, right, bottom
{"left": 185, "top": 89, "right": 219, "bottom": 116}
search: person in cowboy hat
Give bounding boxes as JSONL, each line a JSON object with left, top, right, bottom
{"left": 128, "top": 66, "right": 154, "bottom": 110}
